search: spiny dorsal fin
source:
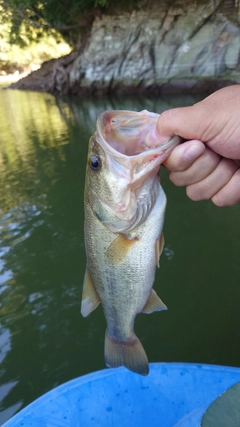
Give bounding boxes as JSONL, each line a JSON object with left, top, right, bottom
{"left": 105, "top": 234, "right": 138, "bottom": 265}
{"left": 142, "top": 289, "right": 167, "bottom": 314}
{"left": 81, "top": 268, "right": 101, "bottom": 317}
{"left": 155, "top": 233, "right": 165, "bottom": 268}
{"left": 104, "top": 331, "right": 149, "bottom": 376}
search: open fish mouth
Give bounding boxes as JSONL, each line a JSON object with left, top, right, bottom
{"left": 91, "top": 109, "right": 182, "bottom": 229}
{"left": 96, "top": 109, "right": 181, "bottom": 161}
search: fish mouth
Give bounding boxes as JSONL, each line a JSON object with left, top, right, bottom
{"left": 93, "top": 110, "right": 179, "bottom": 231}
{"left": 96, "top": 110, "right": 181, "bottom": 164}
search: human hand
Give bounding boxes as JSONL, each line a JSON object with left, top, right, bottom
{"left": 147, "top": 86, "right": 240, "bottom": 206}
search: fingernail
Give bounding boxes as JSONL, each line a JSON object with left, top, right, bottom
{"left": 184, "top": 144, "right": 204, "bottom": 161}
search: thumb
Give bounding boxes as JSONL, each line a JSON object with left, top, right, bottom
{"left": 146, "top": 104, "right": 207, "bottom": 147}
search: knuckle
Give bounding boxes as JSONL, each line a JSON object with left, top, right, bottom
{"left": 169, "top": 172, "right": 184, "bottom": 186}
{"left": 165, "top": 145, "right": 192, "bottom": 172}
{"left": 211, "top": 195, "right": 237, "bottom": 207}
{"left": 211, "top": 194, "right": 226, "bottom": 207}
{"left": 160, "top": 109, "right": 173, "bottom": 123}
{"left": 186, "top": 185, "right": 203, "bottom": 201}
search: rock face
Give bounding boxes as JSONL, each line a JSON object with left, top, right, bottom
{"left": 10, "top": 0, "right": 240, "bottom": 94}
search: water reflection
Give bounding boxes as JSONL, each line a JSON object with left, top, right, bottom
{"left": 0, "top": 89, "right": 240, "bottom": 426}
{"left": 0, "top": 89, "right": 86, "bottom": 424}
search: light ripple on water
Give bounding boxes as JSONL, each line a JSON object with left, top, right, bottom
{"left": 0, "top": 200, "right": 47, "bottom": 247}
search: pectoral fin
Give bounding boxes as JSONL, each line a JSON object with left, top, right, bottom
{"left": 81, "top": 268, "right": 100, "bottom": 317}
{"left": 105, "top": 234, "right": 138, "bottom": 265}
{"left": 142, "top": 289, "right": 167, "bottom": 314}
{"left": 155, "top": 233, "right": 165, "bottom": 268}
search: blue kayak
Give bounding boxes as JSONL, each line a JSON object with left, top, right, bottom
{"left": 3, "top": 362, "right": 240, "bottom": 427}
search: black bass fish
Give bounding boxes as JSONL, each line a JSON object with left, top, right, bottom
{"left": 81, "top": 110, "right": 180, "bottom": 376}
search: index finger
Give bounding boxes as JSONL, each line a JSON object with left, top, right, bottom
{"left": 163, "top": 140, "right": 205, "bottom": 171}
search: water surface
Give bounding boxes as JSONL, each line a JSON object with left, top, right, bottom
{"left": 0, "top": 89, "right": 240, "bottom": 425}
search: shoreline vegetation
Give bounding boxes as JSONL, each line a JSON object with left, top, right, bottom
{"left": 0, "top": 19, "right": 71, "bottom": 89}
{"left": 1, "top": 0, "right": 240, "bottom": 95}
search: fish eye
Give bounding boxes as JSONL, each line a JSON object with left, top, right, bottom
{"left": 89, "top": 155, "right": 101, "bottom": 171}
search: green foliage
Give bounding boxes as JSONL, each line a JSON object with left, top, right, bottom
{"left": 95, "top": 0, "right": 109, "bottom": 6}
{"left": 1, "top": 0, "right": 96, "bottom": 46}
{"left": 201, "top": 382, "right": 240, "bottom": 427}
{"left": 1, "top": 0, "right": 140, "bottom": 46}
{"left": 0, "top": 5, "right": 71, "bottom": 75}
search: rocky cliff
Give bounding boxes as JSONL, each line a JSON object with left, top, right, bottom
{"left": 10, "top": 0, "right": 240, "bottom": 95}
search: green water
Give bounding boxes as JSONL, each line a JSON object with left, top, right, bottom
{"left": 0, "top": 89, "right": 240, "bottom": 425}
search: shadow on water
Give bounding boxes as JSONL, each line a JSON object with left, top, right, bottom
{"left": 0, "top": 89, "right": 240, "bottom": 425}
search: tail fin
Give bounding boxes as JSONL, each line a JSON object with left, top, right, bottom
{"left": 104, "top": 331, "right": 149, "bottom": 376}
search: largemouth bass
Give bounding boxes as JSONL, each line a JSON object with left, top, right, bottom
{"left": 81, "top": 110, "right": 181, "bottom": 376}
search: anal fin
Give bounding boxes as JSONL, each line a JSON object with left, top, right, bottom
{"left": 142, "top": 289, "right": 167, "bottom": 314}
{"left": 81, "top": 268, "right": 100, "bottom": 317}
